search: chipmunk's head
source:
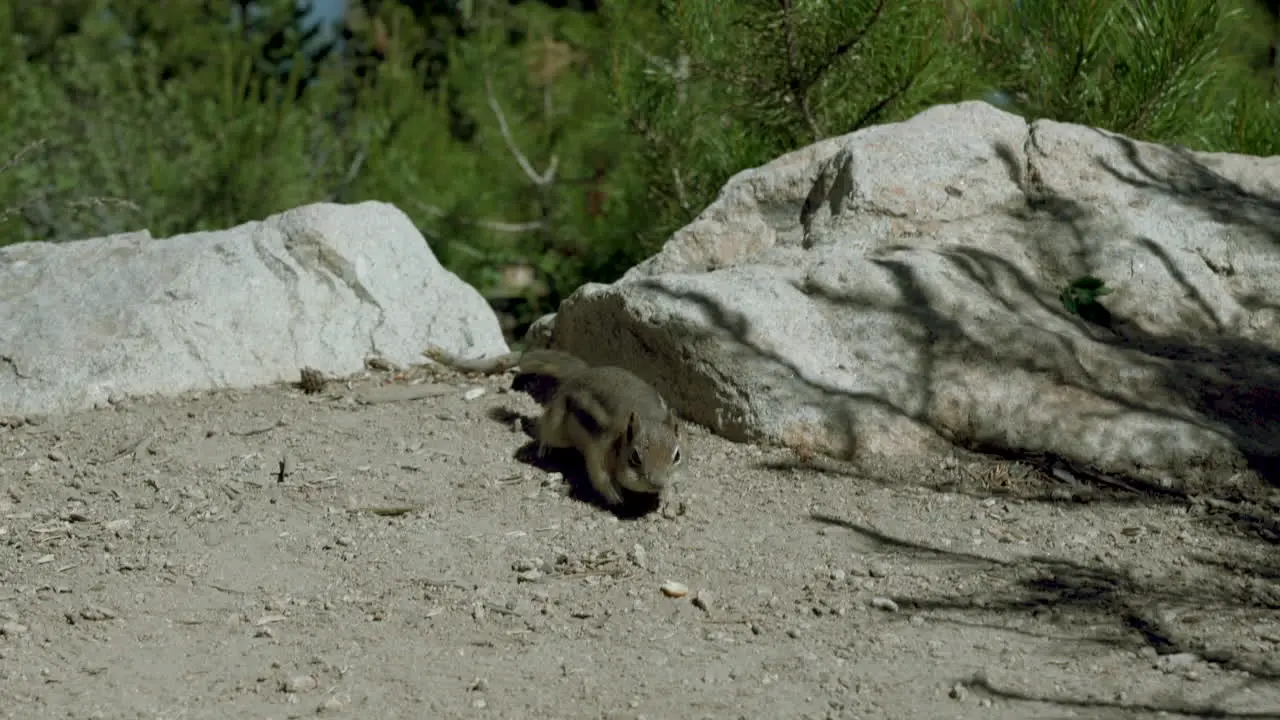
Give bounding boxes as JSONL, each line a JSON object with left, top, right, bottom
{"left": 614, "top": 408, "right": 682, "bottom": 495}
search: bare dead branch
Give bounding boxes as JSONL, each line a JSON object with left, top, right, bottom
{"left": 341, "top": 149, "right": 367, "bottom": 188}
{"left": 778, "top": 0, "right": 822, "bottom": 138}
{"left": 626, "top": 115, "right": 694, "bottom": 213}
{"left": 416, "top": 201, "right": 545, "bottom": 233}
{"left": 323, "top": 147, "right": 369, "bottom": 202}
{"left": 62, "top": 196, "right": 142, "bottom": 214}
{"left": 671, "top": 167, "right": 691, "bottom": 212}
{"left": 1, "top": 194, "right": 140, "bottom": 225}
{"left": 484, "top": 73, "right": 558, "bottom": 186}
{"left": 1, "top": 139, "right": 141, "bottom": 229}
{"left": 631, "top": 44, "right": 691, "bottom": 103}
{"left": 949, "top": 0, "right": 991, "bottom": 43}
{"left": 804, "top": 0, "right": 887, "bottom": 93}
{"left": 0, "top": 139, "right": 48, "bottom": 176}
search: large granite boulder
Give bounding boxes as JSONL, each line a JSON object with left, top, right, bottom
{"left": 0, "top": 201, "right": 507, "bottom": 417}
{"left": 546, "top": 101, "right": 1280, "bottom": 488}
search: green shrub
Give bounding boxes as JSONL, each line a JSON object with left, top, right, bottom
{"left": 3, "top": 0, "right": 1278, "bottom": 334}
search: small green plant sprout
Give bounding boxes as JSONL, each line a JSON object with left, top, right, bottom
{"left": 1060, "top": 275, "right": 1116, "bottom": 329}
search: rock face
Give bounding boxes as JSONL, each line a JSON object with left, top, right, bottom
{"left": 548, "top": 101, "right": 1280, "bottom": 487}
{"left": 0, "top": 201, "right": 507, "bottom": 417}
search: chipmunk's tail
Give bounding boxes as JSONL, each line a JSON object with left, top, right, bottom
{"left": 509, "top": 349, "right": 589, "bottom": 405}
{"left": 515, "top": 349, "right": 590, "bottom": 379}
{"left": 422, "top": 346, "right": 523, "bottom": 374}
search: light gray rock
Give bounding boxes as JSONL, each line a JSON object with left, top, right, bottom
{"left": 547, "top": 101, "right": 1280, "bottom": 485}
{"left": 0, "top": 201, "right": 506, "bottom": 416}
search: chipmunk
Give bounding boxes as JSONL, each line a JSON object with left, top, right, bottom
{"left": 423, "top": 346, "right": 682, "bottom": 506}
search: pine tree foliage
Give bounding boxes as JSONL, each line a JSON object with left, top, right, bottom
{"left": 603, "top": 0, "right": 982, "bottom": 253}
{"left": 398, "top": 0, "right": 646, "bottom": 318}
{"left": 0, "top": 1, "right": 365, "bottom": 243}
{"left": 971, "top": 0, "right": 1228, "bottom": 142}
{"left": 2, "top": 0, "right": 1279, "bottom": 331}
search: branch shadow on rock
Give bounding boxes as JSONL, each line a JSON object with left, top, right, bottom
{"left": 1091, "top": 136, "right": 1280, "bottom": 479}
{"left": 616, "top": 129, "right": 1280, "bottom": 553}
{"left": 632, "top": 260, "right": 1279, "bottom": 550}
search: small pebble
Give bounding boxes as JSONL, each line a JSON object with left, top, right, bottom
{"left": 629, "top": 544, "right": 648, "bottom": 569}
{"left": 103, "top": 519, "right": 131, "bottom": 533}
{"left": 282, "top": 674, "right": 317, "bottom": 693}
{"left": 463, "top": 388, "right": 486, "bottom": 401}
{"left": 79, "top": 606, "right": 118, "bottom": 621}
{"left": 870, "top": 597, "right": 899, "bottom": 612}
{"left": 1157, "top": 652, "right": 1200, "bottom": 672}
{"left": 660, "top": 581, "right": 689, "bottom": 598}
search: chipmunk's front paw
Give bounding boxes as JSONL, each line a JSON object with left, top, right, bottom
{"left": 597, "top": 483, "right": 625, "bottom": 507}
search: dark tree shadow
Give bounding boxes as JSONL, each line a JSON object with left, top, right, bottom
{"left": 518, "top": 110, "right": 1280, "bottom": 713}
{"left": 810, "top": 512, "right": 1280, "bottom": 718}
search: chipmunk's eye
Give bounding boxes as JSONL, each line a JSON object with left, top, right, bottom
{"left": 629, "top": 449, "right": 643, "bottom": 467}
{"left": 672, "top": 447, "right": 681, "bottom": 465}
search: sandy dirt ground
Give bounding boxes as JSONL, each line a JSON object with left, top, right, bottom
{"left": 1, "top": 363, "right": 1278, "bottom": 720}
